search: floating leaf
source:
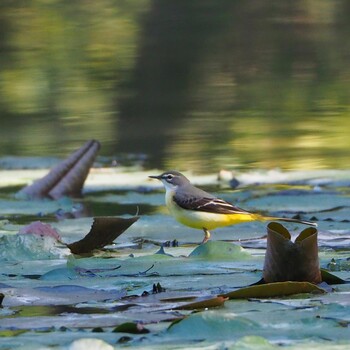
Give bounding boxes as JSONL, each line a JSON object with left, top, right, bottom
{"left": 189, "top": 241, "right": 251, "bottom": 260}
{"left": 173, "top": 296, "right": 228, "bottom": 310}
{"left": 167, "top": 312, "right": 260, "bottom": 338}
{"left": 320, "top": 269, "right": 348, "bottom": 285}
{"left": 11, "top": 305, "right": 108, "bottom": 318}
{"left": 0, "top": 329, "right": 27, "bottom": 337}
{"left": 263, "top": 222, "right": 321, "bottom": 284}
{"left": 1, "top": 284, "right": 124, "bottom": 307}
{"left": 68, "top": 338, "right": 114, "bottom": 350}
{"left": 0, "top": 234, "right": 66, "bottom": 261}
{"left": 18, "top": 140, "right": 100, "bottom": 199}
{"left": 113, "top": 322, "right": 150, "bottom": 334}
{"left": 67, "top": 216, "right": 139, "bottom": 254}
{"left": 221, "top": 281, "right": 326, "bottom": 299}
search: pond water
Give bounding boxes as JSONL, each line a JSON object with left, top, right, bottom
{"left": 0, "top": 167, "right": 350, "bottom": 349}
{"left": 0, "top": 1, "right": 349, "bottom": 172}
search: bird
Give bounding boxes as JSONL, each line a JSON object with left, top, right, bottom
{"left": 149, "top": 170, "right": 316, "bottom": 244}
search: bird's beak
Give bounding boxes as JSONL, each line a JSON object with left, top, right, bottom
{"left": 149, "top": 175, "right": 161, "bottom": 180}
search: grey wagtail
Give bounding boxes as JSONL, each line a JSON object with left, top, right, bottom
{"left": 149, "top": 170, "right": 316, "bottom": 244}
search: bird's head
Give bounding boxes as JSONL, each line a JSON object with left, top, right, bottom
{"left": 149, "top": 170, "right": 190, "bottom": 190}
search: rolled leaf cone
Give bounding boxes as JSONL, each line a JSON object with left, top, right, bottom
{"left": 18, "top": 140, "right": 100, "bottom": 199}
{"left": 263, "top": 222, "right": 322, "bottom": 284}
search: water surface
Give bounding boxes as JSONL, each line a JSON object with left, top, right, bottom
{"left": 0, "top": 1, "right": 349, "bottom": 172}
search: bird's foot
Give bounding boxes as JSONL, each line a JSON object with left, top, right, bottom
{"left": 201, "top": 228, "right": 211, "bottom": 244}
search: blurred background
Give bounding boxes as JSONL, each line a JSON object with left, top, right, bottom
{"left": 0, "top": 0, "right": 349, "bottom": 173}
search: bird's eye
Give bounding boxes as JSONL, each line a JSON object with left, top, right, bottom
{"left": 166, "top": 174, "right": 173, "bottom": 181}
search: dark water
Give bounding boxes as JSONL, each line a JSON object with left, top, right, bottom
{"left": 0, "top": 1, "right": 349, "bottom": 172}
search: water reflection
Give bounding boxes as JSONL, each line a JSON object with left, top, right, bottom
{"left": 0, "top": 1, "right": 349, "bottom": 172}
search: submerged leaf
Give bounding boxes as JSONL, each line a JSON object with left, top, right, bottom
{"left": 18, "top": 140, "right": 100, "bottom": 199}
{"left": 0, "top": 234, "right": 66, "bottom": 261}
{"left": 221, "top": 281, "right": 326, "bottom": 299}
{"left": 67, "top": 216, "right": 139, "bottom": 254}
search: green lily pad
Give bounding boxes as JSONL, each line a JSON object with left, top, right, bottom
{"left": 0, "top": 329, "right": 27, "bottom": 337}
{"left": 189, "top": 241, "right": 251, "bottom": 260}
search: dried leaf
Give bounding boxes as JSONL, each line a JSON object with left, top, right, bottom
{"left": 263, "top": 222, "right": 321, "bottom": 284}
{"left": 221, "top": 281, "right": 326, "bottom": 299}
{"left": 67, "top": 216, "right": 139, "bottom": 254}
{"left": 18, "top": 140, "right": 100, "bottom": 199}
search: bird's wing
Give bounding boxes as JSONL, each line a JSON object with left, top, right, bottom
{"left": 173, "top": 192, "right": 251, "bottom": 215}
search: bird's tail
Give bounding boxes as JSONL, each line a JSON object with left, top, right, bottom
{"left": 260, "top": 215, "right": 317, "bottom": 227}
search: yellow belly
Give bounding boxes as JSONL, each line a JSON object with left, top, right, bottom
{"left": 166, "top": 191, "right": 258, "bottom": 230}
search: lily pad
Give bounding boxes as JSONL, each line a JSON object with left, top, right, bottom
{"left": 189, "top": 241, "right": 251, "bottom": 260}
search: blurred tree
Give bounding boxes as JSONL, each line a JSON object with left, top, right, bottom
{"left": 117, "top": 0, "right": 235, "bottom": 167}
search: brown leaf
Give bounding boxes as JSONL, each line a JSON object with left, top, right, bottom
{"left": 173, "top": 296, "right": 228, "bottom": 310}
{"left": 67, "top": 216, "right": 139, "bottom": 254}
{"left": 221, "top": 281, "right": 326, "bottom": 299}
{"left": 18, "top": 140, "right": 100, "bottom": 199}
{"left": 263, "top": 222, "right": 322, "bottom": 284}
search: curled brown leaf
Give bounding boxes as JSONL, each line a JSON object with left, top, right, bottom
{"left": 18, "top": 140, "right": 100, "bottom": 199}
{"left": 263, "top": 222, "right": 322, "bottom": 284}
{"left": 67, "top": 216, "right": 139, "bottom": 254}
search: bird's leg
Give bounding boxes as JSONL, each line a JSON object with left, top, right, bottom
{"left": 201, "top": 228, "right": 211, "bottom": 244}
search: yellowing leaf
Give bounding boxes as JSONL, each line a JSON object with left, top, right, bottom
{"left": 221, "top": 281, "right": 326, "bottom": 299}
{"left": 173, "top": 296, "right": 228, "bottom": 310}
